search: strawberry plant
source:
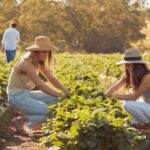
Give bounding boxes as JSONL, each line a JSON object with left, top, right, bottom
{"left": 40, "top": 53, "right": 149, "bottom": 150}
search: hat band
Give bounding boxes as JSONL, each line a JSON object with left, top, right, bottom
{"left": 124, "top": 56, "right": 142, "bottom": 61}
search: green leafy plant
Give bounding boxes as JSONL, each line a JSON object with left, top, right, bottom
{"left": 39, "top": 53, "right": 149, "bottom": 150}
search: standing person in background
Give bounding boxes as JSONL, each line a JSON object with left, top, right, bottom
{"left": 1, "top": 22, "right": 20, "bottom": 63}
{"left": 105, "top": 48, "right": 150, "bottom": 128}
{"left": 7, "top": 36, "right": 70, "bottom": 136}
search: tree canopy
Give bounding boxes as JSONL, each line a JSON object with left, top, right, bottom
{"left": 0, "top": 0, "right": 147, "bottom": 53}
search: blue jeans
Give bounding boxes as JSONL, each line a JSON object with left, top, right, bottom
{"left": 8, "top": 90, "right": 58, "bottom": 129}
{"left": 124, "top": 101, "right": 150, "bottom": 124}
{"left": 5, "top": 50, "right": 16, "bottom": 63}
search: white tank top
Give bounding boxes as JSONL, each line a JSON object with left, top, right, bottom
{"left": 7, "top": 68, "right": 35, "bottom": 95}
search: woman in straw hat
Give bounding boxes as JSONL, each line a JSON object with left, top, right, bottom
{"left": 7, "top": 36, "right": 70, "bottom": 136}
{"left": 105, "top": 48, "right": 150, "bottom": 128}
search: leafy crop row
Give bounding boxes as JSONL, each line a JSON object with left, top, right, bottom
{"left": 39, "top": 53, "right": 149, "bottom": 150}
{"left": 0, "top": 59, "right": 13, "bottom": 105}
{"left": 0, "top": 53, "right": 149, "bottom": 149}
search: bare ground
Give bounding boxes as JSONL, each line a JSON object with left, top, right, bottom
{"left": 0, "top": 105, "right": 48, "bottom": 150}
{"left": 2, "top": 135, "right": 48, "bottom": 150}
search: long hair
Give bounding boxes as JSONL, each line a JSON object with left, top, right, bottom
{"left": 23, "top": 51, "right": 54, "bottom": 69}
{"left": 125, "top": 63, "right": 150, "bottom": 90}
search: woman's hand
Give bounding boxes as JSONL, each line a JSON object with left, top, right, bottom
{"left": 64, "top": 89, "right": 71, "bottom": 97}
{"left": 58, "top": 93, "right": 65, "bottom": 98}
{"left": 58, "top": 92, "right": 71, "bottom": 99}
{"left": 105, "top": 92, "right": 112, "bottom": 97}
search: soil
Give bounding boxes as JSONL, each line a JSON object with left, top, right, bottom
{"left": 1, "top": 134, "right": 48, "bottom": 150}
{"left": 0, "top": 105, "right": 49, "bottom": 150}
{"left": 0, "top": 104, "right": 150, "bottom": 150}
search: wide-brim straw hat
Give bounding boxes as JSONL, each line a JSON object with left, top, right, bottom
{"left": 26, "top": 36, "right": 53, "bottom": 51}
{"left": 116, "top": 48, "right": 150, "bottom": 65}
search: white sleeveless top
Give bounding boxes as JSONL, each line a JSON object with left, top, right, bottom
{"left": 7, "top": 68, "right": 35, "bottom": 95}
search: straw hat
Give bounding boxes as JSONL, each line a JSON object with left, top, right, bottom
{"left": 116, "top": 48, "right": 149, "bottom": 65}
{"left": 26, "top": 36, "right": 53, "bottom": 51}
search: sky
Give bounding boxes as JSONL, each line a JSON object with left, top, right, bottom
{"left": 145, "top": 0, "right": 150, "bottom": 8}
{"left": 16, "top": 0, "right": 150, "bottom": 8}
{"left": 130, "top": 0, "right": 150, "bottom": 8}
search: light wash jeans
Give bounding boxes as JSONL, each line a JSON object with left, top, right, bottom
{"left": 5, "top": 49, "right": 16, "bottom": 63}
{"left": 124, "top": 101, "right": 150, "bottom": 124}
{"left": 8, "top": 90, "right": 58, "bottom": 129}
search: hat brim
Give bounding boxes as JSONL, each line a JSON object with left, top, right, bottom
{"left": 116, "top": 60, "right": 150, "bottom": 65}
{"left": 26, "top": 44, "right": 53, "bottom": 51}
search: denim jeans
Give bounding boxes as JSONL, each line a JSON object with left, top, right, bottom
{"left": 124, "top": 101, "right": 150, "bottom": 124}
{"left": 5, "top": 50, "right": 16, "bottom": 63}
{"left": 8, "top": 90, "right": 58, "bottom": 129}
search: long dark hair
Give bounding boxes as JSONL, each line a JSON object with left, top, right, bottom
{"left": 125, "top": 63, "right": 150, "bottom": 90}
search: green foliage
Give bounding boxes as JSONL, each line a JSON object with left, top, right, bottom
{"left": 39, "top": 53, "right": 149, "bottom": 150}
{"left": 0, "top": 59, "right": 14, "bottom": 103}
{"left": 0, "top": 53, "right": 150, "bottom": 149}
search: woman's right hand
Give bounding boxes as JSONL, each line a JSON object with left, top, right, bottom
{"left": 64, "top": 89, "right": 70, "bottom": 97}
{"left": 105, "top": 92, "right": 112, "bottom": 97}
{"left": 58, "top": 93, "right": 65, "bottom": 99}
{"left": 59, "top": 92, "right": 71, "bottom": 99}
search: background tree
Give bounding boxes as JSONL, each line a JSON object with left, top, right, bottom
{"left": 18, "top": 0, "right": 65, "bottom": 45}
{"left": 81, "top": 0, "right": 146, "bottom": 53}
{"left": 55, "top": 0, "right": 146, "bottom": 53}
{"left": 0, "top": 0, "right": 148, "bottom": 53}
{"left": 0, "top": 0, "right": 20, "bottom": 39}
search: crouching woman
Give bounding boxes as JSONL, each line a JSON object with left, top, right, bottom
{"left": 7, "top": 36, "right": 70, "bottom": 135}
{"left": 105, "top": 48, "right": 150, "bottom": 126}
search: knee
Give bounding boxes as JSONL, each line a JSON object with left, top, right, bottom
{"left": 124, "top": 101, "right": 133, "bottom": 113}
{"left": 53, "top": 97, "right": 59, "bottom": 104}
{"left": 48, "top": 97, "right": 59, "bottom": 105}
{"left": 42, "top": 107, "right": 50, "bottom": 115}
{"left": 40, "top": 116, "right": 47, "bottom": 122}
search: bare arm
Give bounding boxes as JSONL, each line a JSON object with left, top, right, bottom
{"left": 105, "top": 74, "right": 126, "bottom": 97}
{"left": 1, "top": 31, "right": 6, "bottom": 52}
{"left": 1, "top": 44, "right": 4, "bottom": 52}
{"left": 18, "top": 60, "right": 64, "bottom": 98}
{"left": 112, "top": 74, "right": 150, "bottom": 101}
{"left": 38, "top": 65, "right": 70, "bottom": 96}
{"left": 17, "top": 31, "right": 20, "bottom": 43}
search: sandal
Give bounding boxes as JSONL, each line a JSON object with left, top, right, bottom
{"left": 11, "top": 117, "right": 28, "bottom": 137}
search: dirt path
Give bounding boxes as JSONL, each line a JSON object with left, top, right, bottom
{"left": 2, "top": 134, "right": 48, "bottom": 150}
{"left": 0, "top": 105, "right": 49, "bottom": 150}
{"left": 1, "top": 104, "right": 149, "bottom": 150}
{"left": 0, "top": 127, "right": 49, "bottom": 150}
